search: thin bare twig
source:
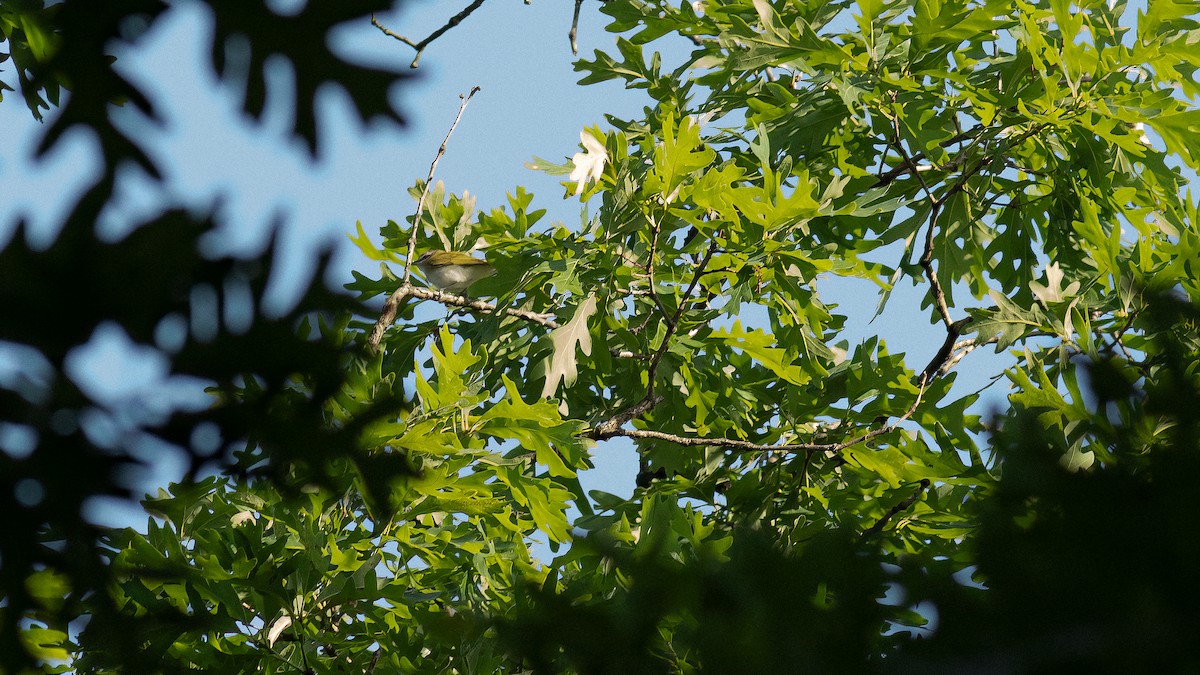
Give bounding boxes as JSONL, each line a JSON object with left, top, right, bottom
{"left": 372, "top": 1, "right": 488, "bottom": 68}
{"left": 402, "top": 87, "right": 481, "bottom": 286}
{"left": 365, "top": 281, "right": 667, "bottom": 358}
{"left": 942, "top": 326, "right": 1064, "bottom": 377}
{"left": 918, "top": 202, "right": 955, "bottom": 330}
{"left": 674, "top": 240, "right": 720, "bottom": 326}
{"left": 370, "top": 14, "right": 418, "bottom": 49}
{"left": 872, "top": 126, "right": 981, "bottom": 188}
{"left": 645, "top": 214, "right": 675, "bottom": 333}
{"left": 569, "top": 0, "right": 584, "bottom": 55}
{"left": 595, "top": 427, "right": 829, "bottom": 451}
{"left": 1101, "top": 310, "right": 1139, "bottom": 360}
{"left": 939, "top": 334, "right": 999, "bottom": 376}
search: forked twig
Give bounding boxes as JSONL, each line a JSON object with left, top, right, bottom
{"left": 372, "top": 1, "right": 488, "bottom": 68}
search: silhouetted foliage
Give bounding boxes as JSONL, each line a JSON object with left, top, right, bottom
{"left": 0, "top": 0, "right": 411, "bottom": 670}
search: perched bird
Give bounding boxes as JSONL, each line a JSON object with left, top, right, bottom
{"left": 413, "top": 250, "right": 495, "bottom": 294}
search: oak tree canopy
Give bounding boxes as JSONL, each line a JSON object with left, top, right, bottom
{"left": 2, "top": 0, "right": 1199, "bottom": 672}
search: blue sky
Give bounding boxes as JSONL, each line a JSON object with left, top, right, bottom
{"left": 1, "top": 1, "right": 1015, "bottom": 526}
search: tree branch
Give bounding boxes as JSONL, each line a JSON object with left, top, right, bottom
{"left": 919, "top": 317, "right": 972, "bottom": 383}
{"left": 590, "top": 377, "right": 929, "bottom": 456}
{"left": 872, "top": 126, "right": 981, "bottom": 188}
{"left": 918, "top": 200, "right": 956, "bottom": 330}
{"left": 370, "top": 14, "right": 418, "bottom": 49}
{"left": 644, "top": 214, "right": 675, "bottom": 333}
{"left": 939, "top": 334, "right": 998, "bottom": 376}
{"left": 367, "top": 284, "right": 558, "bottom": 353}
{"left": 372, "top": 1, "right": 488, "bottom": 68}
{"left": 641, "top": 236, "right": 720, "bottom": 399}
{"left": 887, "top": 110, "right": 955, "bottom": 332}
{"left": 590, "top": 396, "right": 665, "bottom": 439}
{"left": 587, "top": 236, "right": 721, "bottom": 443}
{"left": 587, "top": 116, "right": 1049, "bottom": 466}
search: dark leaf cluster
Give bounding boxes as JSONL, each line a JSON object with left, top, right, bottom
{"left": 0, "top": 0, "right": 413, "bottom": 670}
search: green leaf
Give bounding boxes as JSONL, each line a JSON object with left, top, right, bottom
{"left": 645, "top": 114, "right": 716, "bottom": 199}
{"left": 20, "top": 626, "right": 69, "bottom": 662}
{"left": 712, "top": 321, "right": 809, "bottom": 386}
{"left": 482, "top": 375, "right": 591, "bottom": 478}
{"left": 496, "top": 466, "right": 573, "bottom": 543}
{"left": 348, "top": 221, "right": 400, "bottom": 262}
{"left": 526, "top": 155, "right": 574, "bottom": 176}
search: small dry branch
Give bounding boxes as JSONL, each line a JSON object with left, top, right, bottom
{"left": 372, "top": 1, "right": 488, "bottom": 68}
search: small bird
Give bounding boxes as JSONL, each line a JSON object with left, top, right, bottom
{"left": 413, "top": 250, "right": 496, "bottom": 294}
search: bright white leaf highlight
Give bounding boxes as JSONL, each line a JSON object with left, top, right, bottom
{"left": 1030, "top": 261, "right": 1080, "bottom": 305}
{"left": 267, "top": 615, "right": 291, "bottom": 647}
{"left": 569, "top": 130, "right": 607, "bottom": 196}
{"left": 541, "top": 295, "right": 597, "bottom": 400}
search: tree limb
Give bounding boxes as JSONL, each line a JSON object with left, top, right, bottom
{"left": 919, "top": 317, "right": 972, "bottom": 383}
{"left": 590, "top": 378, "right": 929, "bottom": 456}
{"left": 643, "top": 237, "right": 719, "bottom": 393}
{"left": 887, "top": 109, "right": 955, "bottom": 331}
{"left": 590, "top": 396, "right": 665, "bottom": 439}
{"left": 367, "top": 285, "right": 558, "bottom": 353}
